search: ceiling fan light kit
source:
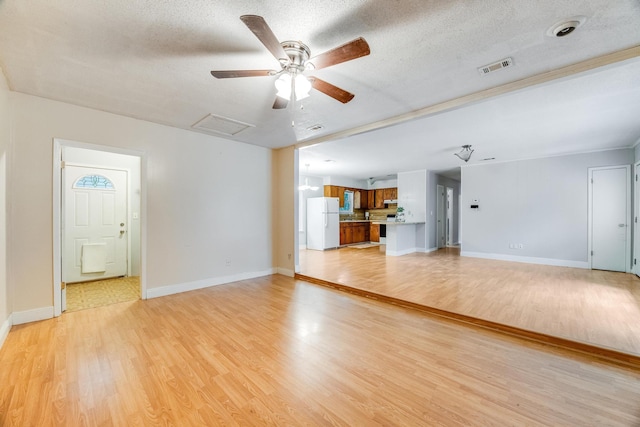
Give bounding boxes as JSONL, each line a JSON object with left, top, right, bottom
{"left": 275, "top": 73, "right": 311, "bottom": 101}
{"left": 210, "top": 15, "right": 370, "bottom": 110}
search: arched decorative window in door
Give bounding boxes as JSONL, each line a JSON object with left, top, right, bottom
{"left": 73, "top": 174, "right": 115, "bottom": 190}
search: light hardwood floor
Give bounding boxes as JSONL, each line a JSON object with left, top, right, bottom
{"left": 1, "top": 274, "right": 639, "bottom": 426}
{"left": 298, "top": 247, "right": 640, "bottom": 358}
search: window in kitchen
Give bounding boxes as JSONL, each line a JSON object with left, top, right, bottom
{"left": 339, "top": 190, "right": 354, "bottom": 214}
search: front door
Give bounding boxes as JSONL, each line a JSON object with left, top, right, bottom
{"left": 590, "top": 166, "right": 630, "bottom": 272}
{"left": 63, "top": 165, "right": 128, "bottom": 289}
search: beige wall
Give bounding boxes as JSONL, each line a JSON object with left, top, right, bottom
{"left": 272, "top": 146, "right": 295, "bottom": 275}
{"left": 0, "top": 69, "right": 10, "bottom": 331}
{"left": 10, "top": 92, "right": 274, "bottom": 314}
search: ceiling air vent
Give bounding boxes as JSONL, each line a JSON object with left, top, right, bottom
{"left": 306, "top": 124, "right": 324, "bottom": 132}
{"left": 192, "top": 114, "right": 254, "bottom": 136}
{"left": 478, "top": 57, "right": 514, "bottom": 76}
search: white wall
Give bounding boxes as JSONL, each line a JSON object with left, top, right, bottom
{"left": 398, "top": 170, "right": 427, "bottom": 249}
{"left": 324, "top": 176, "right": 369, "bottom": 189}
{"left": 10, "top": 92, "right": 274, "bottom": 315}
{"left": 0, "top": 69, "right": 11, "bottom": 343}
{"left": 461, "top": 149, "right": 633, "bottom": 266}
{"left": 298, "top": 174, "right": 323, "bottom": 247}
{"left": 63, "top": 146, "right": 142, "bottom": 276}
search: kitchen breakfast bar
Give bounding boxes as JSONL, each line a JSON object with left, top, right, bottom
{"left": 373, "top": 221, "right": 426, "bottom": 256}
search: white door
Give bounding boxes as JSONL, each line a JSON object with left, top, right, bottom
{"left": 436, "top": 185, "right": 445, "bottom": 248}
{"left": 63, "top": 165, "right": 128, "bottom": 288}
{"left": 446, "top": 187, "right": 454, "bottom": 246}
{"left": 590, "top": 166, "right": 630, "bottom": 272}
{"left": 635, "top": 162, "right": 640, "bottom": 276}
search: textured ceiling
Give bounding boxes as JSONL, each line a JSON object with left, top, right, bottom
{"left": 0, "top": 1, "right": 639, "bottom": 179}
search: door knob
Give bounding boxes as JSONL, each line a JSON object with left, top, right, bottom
{"left": 120, "top": 230, "right": 125, "bottom": 235}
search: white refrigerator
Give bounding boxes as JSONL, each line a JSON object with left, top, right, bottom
{"left": 307, "top": 197, "right": 340, "bottom": 250}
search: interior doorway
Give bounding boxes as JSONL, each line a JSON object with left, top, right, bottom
{"left": 588, "top": 165, "right": 631, "bottom": 272}
{"left": 446, "top": 187, "right": 454, "bottom": 246}
{"left": 53, "top": 139, "right": 146, "bottom": 316}
{"left": 436, "top": 185, "right": 445, "bottom": 248}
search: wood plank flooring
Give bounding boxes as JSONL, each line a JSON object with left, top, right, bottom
{"left": 298, "top": 247, "right": 640, "bottom": 358}
{"left": 1, "top": 274, "right": 639, "bottom": 426}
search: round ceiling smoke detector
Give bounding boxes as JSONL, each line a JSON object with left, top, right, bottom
{"left": 547, "top": 16, "right": 586, "bottom": 38}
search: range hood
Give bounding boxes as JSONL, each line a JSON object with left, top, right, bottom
{"left": 383, "top": 199, "right": 398, "bottom": 204}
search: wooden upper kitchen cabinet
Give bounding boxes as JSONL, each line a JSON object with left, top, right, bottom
{"left": 356, "top": 189, "right": 373, "bottom": 209}
{"left": 384, "top": 187, "right": 397, "bottom": 201}
{"left": 374, "top": 189, "right": 385, "bottom": 208}
{"left": 324, "top": 185, "right": 345, "bottom": 207}
{"left": 323, "top": 186, "right": 396, "bottom": 210}
{"left": 338, "top": 186, "right": 345, "bottom": 207}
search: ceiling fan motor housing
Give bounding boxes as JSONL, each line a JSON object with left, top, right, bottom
{"left": 280, "top": 41, "right": 311, "bottom": 72}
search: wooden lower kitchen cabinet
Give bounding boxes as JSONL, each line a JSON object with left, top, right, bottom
{"left": 340, "top": 222, "right": 370, "bottom": 245}
{"left": 340, "top": 223, "right": 353, "bottom": 245}
{"left": 370, "top": 223, "right": 380, "bottom": 242}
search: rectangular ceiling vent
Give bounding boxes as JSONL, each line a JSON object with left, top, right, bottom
{"left": 478, "top": 57, "right": 514, "bottom": 75}
{"left": 192, "top": 114, "right": 254, "bottom": 136}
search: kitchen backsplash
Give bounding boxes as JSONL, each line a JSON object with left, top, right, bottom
{"left": 340, "top": 205, "right": 398, "bottom": 221}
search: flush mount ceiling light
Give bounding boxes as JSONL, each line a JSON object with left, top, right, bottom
{"left": 454, "top": 145, "right": 474, "bottom": 163}
{"left": 547, "top": 16, "right": 587, "bottom": 38}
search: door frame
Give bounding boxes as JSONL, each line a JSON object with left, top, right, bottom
{"left": 53, "top": 138, "right": 147, "bottom": 317}
{"left": 587, "top": 165, "right": 631, "bottom": 272}
{"left": 634, "top": 161, "right": 640, "bottom": 276}
{"left": 445, "top": 187, "right": 454, "bottom": 246}
{"left": 436, "top": 184, "right": 445, "bottom": 249}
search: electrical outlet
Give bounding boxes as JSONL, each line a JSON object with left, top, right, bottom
{"left": 518, "top": 243, "right": 523, "bottom": 249}
{"left": 288, "top": 253, "right": 292, "bottom": 260}
{"left": 225, "top": 259, "right": 231, "bottom": 267}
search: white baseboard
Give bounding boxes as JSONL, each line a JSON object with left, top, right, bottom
{"left": 298, "top": 244, "right": 307, "bottom": 250}
{"left": 0, "top": 314, "right": 12, "bottom": 350}
{"left": 425, "top": 247, "right": 439, "bottom": 253}
{"left": 276, "top": 268, "right": 294, "bottom": 277}
{"left": 460, "top": 251, "right": 589, "bottom": 269}
{"left": 386, "top": 247, "right": 420, "bottom": 257}
{"left": 12, "top": 306, "right": 55, "bottom": 325}
{"left": 147, "top": 268, "right": 277, "bottom": 299}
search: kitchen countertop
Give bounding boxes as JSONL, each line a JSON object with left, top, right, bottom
{"left": 372, "top": 221, "right": 426, "bottom": 225}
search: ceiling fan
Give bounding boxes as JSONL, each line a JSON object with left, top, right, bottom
{"left": 211, "top": 15, "right": 370, "bottom": 109}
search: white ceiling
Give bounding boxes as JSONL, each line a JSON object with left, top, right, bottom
{"left": 1, "top": 1, "right": 639, "bottom": 180}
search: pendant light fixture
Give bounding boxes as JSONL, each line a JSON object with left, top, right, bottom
{"left": 298, "top": 164, "right": 319, "bottom": 191}
{"left": 454, "top": 145, "right": 474, "bottom": 162}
